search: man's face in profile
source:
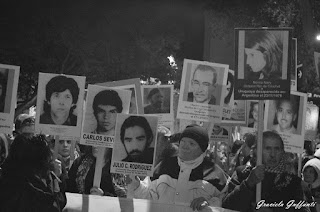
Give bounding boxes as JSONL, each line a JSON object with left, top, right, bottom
{"left": 192, "top": 69, "right": 215, "bottom": 103}
{"left": 150, "top": 92, "right": 163, "bottom": 109}
{"left": 123, "top": 126, "right": 149, "bottom": 160}
{"left": 96, "top": 105, "right": 117, "bottom": 132}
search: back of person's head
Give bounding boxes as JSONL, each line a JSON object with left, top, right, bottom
{"left": 14, "top": 114, "right": 35, "bottom": 135}
{"left": 120, "top": 116, "right": 153, "bottom": 147}
{"left": 92, "top": 90, "right": 123, "bottom": 115}
{"left": 1, "top": 134, "right": 52, "bottom": 178}
{"left": 231, "top": 139, "right": 243, "bottom": 154}
{"left": 243, "top": 133, "right": 256, "bottom": 149}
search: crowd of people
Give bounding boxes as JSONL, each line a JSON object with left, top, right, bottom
{"left": 0, "top": 112, "right": 319, "bottom": 212}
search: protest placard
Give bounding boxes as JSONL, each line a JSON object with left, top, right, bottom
{"left": 264, "top": 91, "right": 307, "bottom": 153}
{"left": 234, "top": 28, "right": 292, "bottom": 100}
{"left": 0, "top": 64, "right": 19, "bottom": 134}
{"left": 142, "top": 85, "right": 173, "bottom": 129}
{"left": 221, "top": 100, "right": 247, "bottom": 126}
{"left": 35, "top": 73, "right": 86, "bottom": 137}
{"left": 177, "top": 59, "right": 228, "bottom": 123}
{"left": 222, "top": 70, "right": 235, "bottom": 120}
{"left": 80, "top": 85, "right": 131, "bottom": 147}
{"left": 95, "top": 78, "right": 143, "bottom": 115}
{"left": 304, "top": 103, "right": 319, "bottom": 141}
{"left": 111, "top": 114, "right": 158, "bottom": 177}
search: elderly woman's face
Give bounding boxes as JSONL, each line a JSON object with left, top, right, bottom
{"left": 178, "top": 137, "right": 203, "bottom": 161}
{"left": 245, "top": 47, "right": 266, "bottom": 73}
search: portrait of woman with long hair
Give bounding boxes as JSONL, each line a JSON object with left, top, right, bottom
{"left": 244, "top": 30, "right": 283, "bottom": 80}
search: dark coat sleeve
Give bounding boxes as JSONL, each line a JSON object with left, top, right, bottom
{"left": 66, "top": 156, "right": 82, "bottom": 193}
{"left": 222, "top": 180, "right": 255, "bottom": 211}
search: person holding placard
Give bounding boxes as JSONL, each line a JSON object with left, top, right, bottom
{"left": 222, "top": 131, "right": 312, "bottom": 212}
{"left": 67, "top": 146, "right": 126, "bottom": 197}
{"left": 127, "top": 124, "right": 227, "bottom": 211}
{"left": 92, "top": 90, "right": 123, "bottom": 135}
{"left": 14, "top": 113, "right": 35, "bottom": 138}
{"left": 40, "top": 75, "right": 79, "bottom": 126}
{"left": 272, "top": 96, "right": 298, "bottom": 134}
{"left": 187, "top": 64, "right": 217, "bottom": 105}
{"left": 0, "top": 134, "right": 66, "bottom": 211}
{"left": 120, "top": 116, "right": 154, "bottom": 164}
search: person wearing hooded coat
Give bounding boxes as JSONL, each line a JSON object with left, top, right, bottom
{"left": 302, "top": 157, "right": 320, "bottom": 212}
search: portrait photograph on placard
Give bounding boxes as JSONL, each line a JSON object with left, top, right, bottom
{"left": 111, "top": 114, "right": 158, "bottom": 177}
{"left": 177, "top": 59, "right": 228, "bottom": 123}
{"left": 234, "top": 28, "right": 292, "bottom": 100}
{"left": 314, "top": 52, "right": 320, "bottom": 78}
{"left": 246, "top": 100, "right": 265, "bottom": 130}
{"left": 80, "top": 84, "right": 131, "bottom": 147}
{"left": 304, "top": 103, "right": 319, "bottom": 140}
{"left": 264, "top": 91, "right": 307, "bottom": 153}
{"left": 222, "top": 70, "right": 235, "bottom": 120}
{"left": 35, "top": 73, "right": 86, "bottom": 137}
{"left": 221, "top": 100, "right": 247, "bottom": 126}
{"left": 95, "top": 78, "right": 143, "bottom": 115}
{"left": 0, "top": 64, "right": 19, "bottom": 134}
{"left": 142, "top": 85, "right": 174, "bottom": 128}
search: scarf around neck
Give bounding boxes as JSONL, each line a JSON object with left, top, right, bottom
{"left": 178, "top": 153, "right": 206, "bottom": 172}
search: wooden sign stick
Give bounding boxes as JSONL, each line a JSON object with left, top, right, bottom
{"left": 256, "top": 100, "right": 264, "bottom": 202}
{"left": 93, "top": 147, "right": 105, "bottom": 188}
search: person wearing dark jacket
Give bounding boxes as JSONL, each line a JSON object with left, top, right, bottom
{"left": 67, "top": 146, "right": 126, "bottom": 197}
{"left": 222, "top": 131, "right": 313, "bottom": 212}
{"left": 0, "top": 134, "right": 66, "bottom": 212}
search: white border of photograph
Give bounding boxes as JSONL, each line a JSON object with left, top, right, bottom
{"left": 35, "top": 73, "right": 86, "bottom": 137}
{"left": 142, "top": 84, "right": 174, "bottom": 128}
{"left": 221, "top": 100, "right": 247, "bottom": 126}
{"left": 314, "top": 52, "right": 320, "bottom": 79}
{"left": 80, "top": 84, "right": 131, "bottom": 147}
{"left": 177, "top": 59, "right": 228, "bottom": 122}
{"left": 95, "top": 78, "right": 143, "bottom": 115}
{"left": 264, "top": 91, "right": 307, "bottom": 153}
{"left": 0, "top": 64, "right": 19, "bottom": 134}
{"left": 110, "top": 113, "right": 158, "bottom": 177}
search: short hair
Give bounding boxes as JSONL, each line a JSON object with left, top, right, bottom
{"left": 263, "top": 131, "right": 284, "bottom": 151}
{"left": 1, "top": 134, "right": 53, "bottom": 177}
{"left": 243, "top": 133, "right": 256, "bottom": 148}
{"left": 193, "top": 64, "right": 218, "bottom": 85}
{"left": 44, "top": 75, "right": 80, "bottom": 113}
{"left": 224, "top": 72, "right": 234, "bottom": 104}
{"left": 147, "top": 88, "right": 161, "bottom": 100}
{"left": 245, "top": 31, "right": 283, "bottom": 79}
{"left": 92, "top": 90, "right": 123, "bottom": 116}
{"left": 120, "top": 116, "right": 153, "bottom": 148}
{"left": 273, "top": 96, "right": 299, "bottom": 126}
